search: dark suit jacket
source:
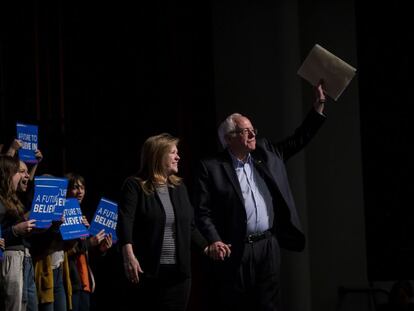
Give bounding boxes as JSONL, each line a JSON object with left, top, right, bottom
{"left": 194, "top": 109, "right": 326, "bottom": 267}
{"left": 118, "top": 177, "right": 207, "bottom": 278}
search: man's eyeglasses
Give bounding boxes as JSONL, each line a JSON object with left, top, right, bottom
{"left": 232, "top": 128, "right": 258, "bottom": 136}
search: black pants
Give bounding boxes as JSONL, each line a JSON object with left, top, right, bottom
{"left": 132, "top": 264, "right": 191, "bottom": 311}
{"left": 209, "top": 235, "right": 281, "bottom": 311}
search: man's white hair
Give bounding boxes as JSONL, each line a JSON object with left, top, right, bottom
{"left": 217, "top": 113, "right": 243, "bottom": 148}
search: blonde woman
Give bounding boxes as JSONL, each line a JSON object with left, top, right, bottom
{"left": 118, "top": 133, "right": 208, "bottom": 311}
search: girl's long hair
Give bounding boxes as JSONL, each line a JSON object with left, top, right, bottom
{"left": 0, "top": 155, "right": 25, "bottom": 218}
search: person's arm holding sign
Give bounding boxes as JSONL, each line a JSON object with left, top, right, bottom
{"left": 99, "top": 233, "right": 112, "bottom": 252}
{"left": 12, "top": 219, "right": 37, "bottom": 236}
{"left": 87, "top": 228, "right": 113, "bottom": 253}
{"left": 84, "top": 216, "right": 113, "bottom": 253}
{"left": 28, "top": 149, "right": 43, "bottom": 181}
{"left": 5, "top": 139, "right": 22, "bottom": 157}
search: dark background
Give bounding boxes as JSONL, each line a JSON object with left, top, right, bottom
{"left": 0, "top": 1, "right": 219, "bottom": 216}
{"left": 355, "top": 2, "right": 414, "bottom": 281}
{"left": 1, "top": 0, "right": 414, "bottom": 309}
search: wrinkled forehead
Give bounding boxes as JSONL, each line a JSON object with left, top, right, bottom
{"left": 234, "top": 116, "right": 253, "bottom": 129}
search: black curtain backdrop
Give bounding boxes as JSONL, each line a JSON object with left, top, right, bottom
{"left": 1, "top": 1, "right": 216, "bottom": 309}
{"left": 1, "top": 1, "right": 217, "bottom": 206}
{"left": 356, "top": 2, "right": 414, "bottom": 281}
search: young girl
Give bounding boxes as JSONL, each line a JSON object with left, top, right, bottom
{"left": 0, "top": 154, "right": 38, "bottom": 311}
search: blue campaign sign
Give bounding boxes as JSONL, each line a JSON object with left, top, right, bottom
{"left": 89, "top": 198, "right": 118, "bottom": 243}
{"left": 16, "top": 123, "right": 38, "bottom": 163}
{"left": 60, "top": 198, "right": 89, "bottom": 240}
{"left": 35, "top": 177, "right": 68, "bottom": 221}
{"left": 29, "top": 178, "right": 61, "bottom": 228}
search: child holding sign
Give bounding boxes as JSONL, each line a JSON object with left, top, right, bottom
{"left": 65, "top": 173, "right": 112, "bottom": 311}
{"left": 4, "top": 138, "right": 44, "bottom": 210}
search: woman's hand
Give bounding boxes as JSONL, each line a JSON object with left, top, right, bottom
{"left": 122, "top": 244, "right": 143, "bottom": 284}
{"left": 34, "top": 149, "right": 43, "bottom": 162}
{"left": 13, "top": 219, "right": 36, "bottom": 236}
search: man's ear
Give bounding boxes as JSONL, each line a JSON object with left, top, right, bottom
{"left": 224, "top": 134, "right": 232, "bottom": 146}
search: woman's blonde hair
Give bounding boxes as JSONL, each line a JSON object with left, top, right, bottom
{"left": 137, "top": 133, "right": 182, "bottom": 194}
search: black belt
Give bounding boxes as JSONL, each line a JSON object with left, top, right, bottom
{"left": 245, "top": 230, "right": 272, "bottom": 243}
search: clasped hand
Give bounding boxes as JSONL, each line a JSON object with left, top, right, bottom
{"left": 205, "top": 241, "right": 232, "bottom": 261}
